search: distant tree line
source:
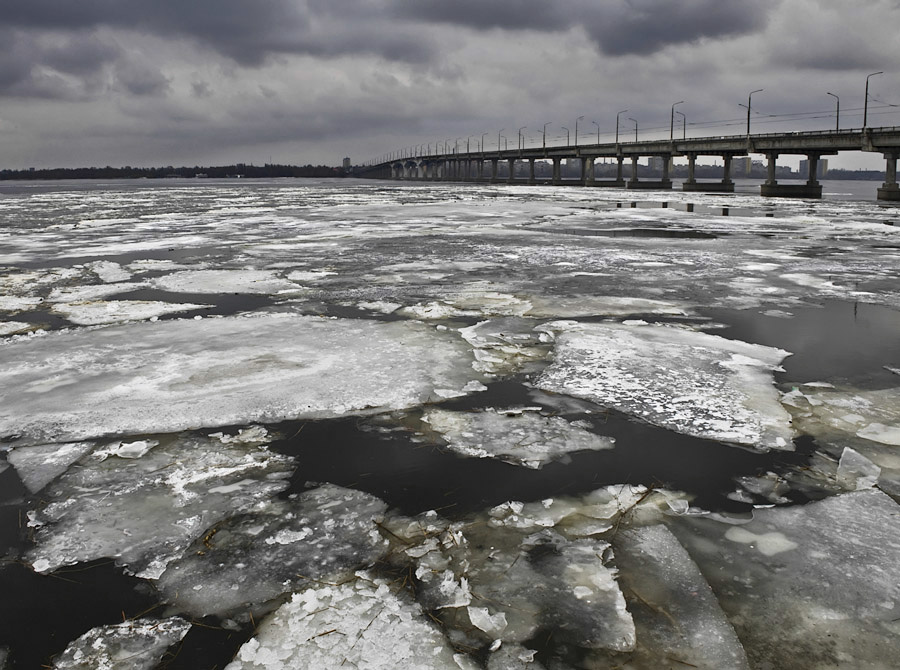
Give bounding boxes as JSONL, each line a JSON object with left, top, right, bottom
{"left": 0, "top": 164, "right": 347, "bottom": 180}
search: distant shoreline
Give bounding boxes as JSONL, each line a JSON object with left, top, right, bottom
{"left": 0, "top": 165, "right": 347, "bottom": 181}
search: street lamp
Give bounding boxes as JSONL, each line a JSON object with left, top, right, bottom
{"left": 481, "top": 133, "right": 487, "bottom": 156}
{"left": 592, "top": 120, "right": 600, "bottom": 144}
{"left": 670, "top": 101, "right": 684, "bottom": 141}
{"left": 826, "top": 92, "right": 840, "bottom": 131}
{"left": 561, "top": 126, "right": 570, "bottom": 145}
{"left": 575, "top": 116, "right": 584, "bottom": 146}
{"left": 628, "top": 118, "right": 638, "bottom": 142}
{"left": 676, "top": 111, "right": 686, "bottom": 140}
{"left": 466, "top": 137, "right": 471, "bottom": 154}
{"left": 498, "top": 128, "right": 504, "bottom": 152}
{"left": 616, "top": 109, "right": 629, "bottom": 144}
{"left": 542, "top": 122, "right": 551, "bottom": 150}
{"left": 864, "top": 71, "right": 883, "bottom": 128}
{"left": 746, "top": 89, "right": 763, "bottom": 135}
{"left": 518, "top": 126, "right": 527, "bottom": 150}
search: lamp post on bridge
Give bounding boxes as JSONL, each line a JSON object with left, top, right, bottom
{"left": 826, "top": 92, "right": 840, "bottom": 131}
{"left": 561, "top": 126, "right": 570, "bottom": 145}
{"left": 542, "top": 122, "right": 551, "bottom": 150}
{"left": 628, "top": 118, "right": 638, "bottom": 142}
{"left": 676, "top": 111, "right": 686, "bottom": 140}
{"left": 481, "top": 133, "right": 487, "bottom": 158}
{"left": 864, "top": 71, "right": 883, "bottom": 128}
{"left": 746, "top": 89, "right": 763, "bottom": 136}
{"left": 592, "top": 120, "right": 600, "bottom": 144}
{"left": 498, "top": 129, "right": 504, "bottom": 152}
{"left": 670, "top": 101, "right": 684, "bottom": 141}
{"left": 518, "top": 126, "right": 527, "bottom": 150}
{"left": 575, "top": 116, "right": 584, "bottom": 146}
{"left": 616, "top": 109, "right": 629, "bottom": 145}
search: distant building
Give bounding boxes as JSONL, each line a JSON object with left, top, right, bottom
{"left": 342, "top": 157, "right": 351, "bottom": 169}
{"left": 735, "top": 157, "right": 752, "bottom": 176}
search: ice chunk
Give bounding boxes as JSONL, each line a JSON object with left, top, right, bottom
{"left": 158, "top": 485, "right": 390, "bottom": 617}
{"left": 0, "top": 296, "right": 43, "bottom": 312}
{"left": 836, "top": 447, "right": 881, "bottom": 490}
{"left": 458, "top": 318, "right": 551, "bottom": 376}
{"left": 598, "top": 524, "right": 750, "bottom": 670}
{"left": 0, "top": 314, "right": 483, "bottom": 445}
{"left": 857, "top": 422, "right": 900, "bottom": 445}
{"left": 535, "top": 321, "right": 794, "bottom": 450}
{"left": 52, "top": 300, "right": 211, "bottom": 325}
{"left": 672, "top": 490, "right": 900, "bottom": 669}
{"left": 152, "top": 269, "right": 298, "bottom": 294}
{"left": 524, "top": 295, "right": 691, "bottom": 318}
{"left": 0, "top": 321, "right": 34, "bottom": 336}
{"left": 26, "top": 433, "right": 294, "bottom": 578}
{"left": 51, "top": 617, "right": 191, "bottom": 670}
{"left": 422, "top": 407, "right": 613, "bottom": 468}
{"left": 487, "top": 644, "right": 546, "bottom": 670}
{"left": 88, "top": 260, "right": 132, "bottom": 283}
{"left": 6, "top": 441, "right": 95, "bottom": 493}
{"left": 92, "top": 439, "right": 158, "bottom": 461}
{"left": 46, "top": 282, "right": 149, "bottom": 303}
{"left": 225, "top": 572, "right": 478, "bottom": 670}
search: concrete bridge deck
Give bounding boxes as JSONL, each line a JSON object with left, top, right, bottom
{"left": 360, "top": 127, "right": 900, "bottom": 200}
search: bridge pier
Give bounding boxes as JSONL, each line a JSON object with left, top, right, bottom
{"left": 682, "top": 152, "right": 737, "bottom": 192}
{"left": 878, "top": 152, "right": 900, "bottom": 201}
{"left": 627, "top": 154, "right": 673, "bottom": 190}
{"left": 490, "top": 159, "right": 499, "bottom": 183}
{"left": 528, "top": 158, "right": 536, "bottom": 184}
{"left": 507, "top": 158, "right": 517, "bottom": 184}
{"left": 761, "top": 152, "right": 824, "bottom": 198}
{"left": 552, "top": 157, "right": 562, "bottom": 185}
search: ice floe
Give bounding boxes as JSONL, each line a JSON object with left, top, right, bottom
{"left": 46, "top": 282, "right": 149, "bottom": 303}
{"left": 87, "top": 260, "right": 132, "bottom": 283}
{"left": 0, "top": 295, "right": 43, "bottom": 312}
{"left": 0, "top": 321, "right": 33, "bottom": 336}
{"left": 535, "top": 320, "right": 794, "bottom": 450}
{"left": 51, "top": 300, "right": 211, "bottom": 325}
{"left": 152, "top": 269, "right": 298, "bottom": 294}
{"left": 421, "top": 407, "right": 613, "bottom": 468}
{"left": 225, "top": 572, "right": 477, "bottom": 670}
{"left": 672, "top": 490, "right": 900, "bottom": 669}
{"left": 26, "top": 431, "right": 294, "bottom": 578}
{"left": 0, "top": 314, "right": 483, "bottom": 445}
{"left": 157, "top": 484, "right": 389, "bottom": 617}
{"left": 51, "top": 617, "right": 191, "bottom": 670}
{"left": 6, "top": 441, "right": 95, "bottom": 493}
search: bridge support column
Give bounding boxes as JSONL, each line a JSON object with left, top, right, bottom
{"left": 686, "top": 154, "right": 697, "bottom": 185}
{"left": 628, "top": 156, "right": 639, "bottom": 185}
{"left": 490, "top": 159, "right": 499, "bottom": 183}
{"left": 476, "top": 160, "right": 484, "bottom": 181}
{"left": 552, "top": 157, "right": 562, "bottom": 185}
{"left": 878, "top": 152, "right": 900, "bottom": 200}
{"left": 722, "top": 155, "right": 733, "bottom": 186}
{"left": 507, "top": 159, "right": 517, "bottom": 184}
{"left": 528, "top": 159, "right": 536, "bottom": 184}
{"left": 585, "top": 158, "right": 595, "bottom": 185}
{"left": 761, "top": 152, "right": 823, "bottom": 198}
{"left": 617, "top": 157, "right": 625, "bottom": 183}
{"left": 661, "top": 155, "right": 671, "bottom": 185}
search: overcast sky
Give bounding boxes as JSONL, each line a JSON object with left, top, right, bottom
{"left": 1, "top": 0, "right": 898, "bottom": 170}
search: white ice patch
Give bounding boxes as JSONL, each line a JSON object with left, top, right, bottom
{"left": 93, "top": 439, "right": 158, "bottom": 461}
{"left": 535, "top": 321, "right": 794, "bottom": 450}
{"left": 52, "top": 300, "right": 210, "bottom": 325}
{"left": 0, "top": 314, "right": 483, "bottom": 445}
{"left": 46, "top": 282, "right": 149, "bottom": 303}
{"left": 51, "top": 617, "right": 191, "bottom": 670}
{"left": 157, "top": 484, "right": 390, "bottom": 617}
{"left": 286, "top": 269, "right": 337, "bottom": 282}
{"left": 6, "top": 441, "right": 95, "bottom": 493}
{"left": 524, "top": 295, "right": 691, "bottom": 318}
{"left": 26, "top": 433, "right": 294, "bottom": 578}
{"left": 226, "top": 572, "right": 477, "bottom": 670}
{"left": 837, "top": 447, "right": 882, "bottom": 490}
{"left": 0, "top": 296, "right": 43, "bottom": 312}
{"left": 152, "top": 269, "right": 298, "bottom": 294}
{"left": 0, "top": 321, "right": 33, "bottom": 336}
{"left": 422, "top": 408, "right": 613, "bottom": 468}
{"left": 88, "top": 260, "right": 132, "bottom": 283}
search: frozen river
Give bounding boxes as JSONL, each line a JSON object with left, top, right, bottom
{"left": 1, "top": 177, "right": 900, "bottom": 668}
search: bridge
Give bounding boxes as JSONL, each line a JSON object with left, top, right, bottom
{"left": 358, "top": 127, "right": 900, "bottom": 200}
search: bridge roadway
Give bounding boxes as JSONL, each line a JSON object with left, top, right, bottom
{"left": 361, "top": 127, "right": 900, "bottom": 200}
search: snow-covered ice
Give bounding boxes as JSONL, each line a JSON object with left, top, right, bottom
{"left": 6, "top": 441, "right": 95, "bottom": 493}
{"left": 51, "top": 300, "right": 211, "bottom": 325}
{"left": 0, "top": 314, "right": 483, "bottom": 445}
{"left": 422, "top": 407, "right": 614, "bottom": 468}
{"left": 26, "top": 431, "right": 294, "bottom": 578}
{"left": 225, "top": 572, "right": 478, "bottom": 670}
{"left": 536, "top": 320, "right": 794, "bottom": 449}
{"left": 151, "top": 269, "right": 298, "bottom": 294}
{"left": 51, "top": 618, "right": 191, "bottom": 670}
{"left": 158, "top": 484, "right": 390, "bottom": 617}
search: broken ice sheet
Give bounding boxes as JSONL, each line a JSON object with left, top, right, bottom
{"left": 421, "top": 407, "right": 613, "bottom": 469}
{"left": 158, "top": 484, "right": 390, "bottom": 617}
{"left": 535, "top": 320, "right": 794, "bottom": 450}
{"left": 26, "top": 430, "right": 294, "bottom": 578}
{"left": 0, "top": 314, "right": 484, "bottom": 445}
{"left": 458, "top": 318, "right": 551, "bottom": 376}
{"left": 51, "top": 617, "right": 191, "bottom": 670}
{"left": 596, "top": 524, "right": 750, "bottom": 670}
{"left": 51, "top": 300, "right": 211, "bottom": 325}
{"left": 6, "top": 441, "right": 95, "bottom": 493}
{"left": 671, "top": 490, "right": 900, "bottom": 669}
{"left": 151, "top": 269, "right": 298, "bottom": 294}
{"left": 225, "top": 572, "right": 479, "bottom": 670}
{"left": 523, "top": 295, "right": 693, "bottom": 318}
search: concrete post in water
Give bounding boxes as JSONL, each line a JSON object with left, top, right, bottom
{"left": 507, "top": 158, "right": 517, "bottom": 184}
{"left": 766, "top": 153, "right": 778, "bottom": 186}
{"left": 616, "top": 157, "right": 625, "bottom": 183}
{"left": 806, "top": 154, "right": 820, "bottom": 187}
{"left": 629, "top": 156, "right": 639, "bottom": 184}
{"left": 661, "top": 155, "right": 671, "bottom": 184}
{"left": 878, "top": 152, "right": 900, "bottom": 201}
{"left": 491, "top": 159, "right": 499, "bottom": 183}
{"left": 586, "top": 157, "right": 595, "bottom": 184}
{"left": 686, "top": 154, "right": 697, "bottom": 184}
{"left": 477, "top": 159, "right": 484, "bottom": 181}
{"left": 552, "top": 157, "right": 562, "bottom": 185}
{"left": 580, "top": 157, "right": 589, "bottom": 185}
{"left": 722, "top": 155, "right": 733, "bottom": 185}
{"left": 528, "top": 158, "right": 536, "bottom": 185}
